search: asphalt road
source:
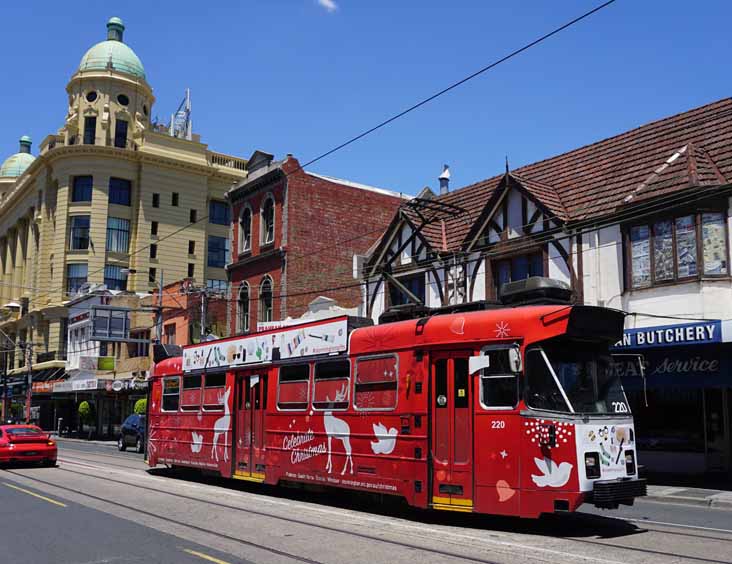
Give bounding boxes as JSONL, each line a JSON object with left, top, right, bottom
{"left": 0, "top": 440, "right": 731, "bottom": 564}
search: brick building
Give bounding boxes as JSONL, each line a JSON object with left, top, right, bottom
{"left": 226, "top": 151, "right": 404, "bottom": 333}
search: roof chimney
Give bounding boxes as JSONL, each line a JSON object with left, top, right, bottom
{"left": 438, "top": 164, "right": 450, "bottom": 195}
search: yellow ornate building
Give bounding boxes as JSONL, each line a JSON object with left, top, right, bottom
{"left": 0, "top": 17, "right": 246, "bottom": 395}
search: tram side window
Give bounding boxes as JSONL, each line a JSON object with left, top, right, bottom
{"left": 480, "top": 348, "right": 519, "bottom": 409}
{"left": 313, "top": 360, "right": 350, "bottom": 410}
{"left": 203, "top": 372, "right": 227, "bottom": 411}
{"left": 181, "top": 374, "right": 202, "bottom": 410}
{"left": 162, "top": 377, "right": 180, "bottom": 412}
{"left": 354, "top": 355, "right": 398, "bottom": 410}
{"left": 278, "top": 364, "right": 310, "bottom": 410}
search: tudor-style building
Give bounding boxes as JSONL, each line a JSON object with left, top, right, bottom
{"left": 226, "top": 151, "right": 404, "bottom": 334}
{"left": 362, "top": 98, "right": 732, "bottom": 476}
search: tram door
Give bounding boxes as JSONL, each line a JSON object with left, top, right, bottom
{"left": 234, "top": 374, "right": 267, "bottom": 480}
{"left": 431, "top": 352, "right": 474, "bottom": 511}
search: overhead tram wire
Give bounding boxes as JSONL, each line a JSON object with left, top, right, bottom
{"left": 27, "top": 0, "right": 618, "bottom": 307}
{"left": 10, "top": 177, "right": 732, "bottom": 306}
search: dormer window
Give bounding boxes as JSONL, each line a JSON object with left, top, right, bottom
{"left": 261, "top": 196, "right": 275, "bottom": 246}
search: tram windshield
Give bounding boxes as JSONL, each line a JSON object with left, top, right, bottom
{"left": 525, "top": 339, "right": 629, "bottom": 415}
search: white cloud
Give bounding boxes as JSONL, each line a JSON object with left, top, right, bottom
{"left": 317, "top": 0, "right": 338, "bottom": 13}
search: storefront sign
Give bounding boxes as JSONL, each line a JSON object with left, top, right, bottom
{"left": 183, "top": 317, "right": 348, "bottom": 372}
{"left": 617, "top": 345, "right": 728, "bottom": 389}
{"left": 32, "top": 379, "right": 65, "bottom": 394}
{"left": 53, "top": 378, "right": 102, "bottom": 393}
{"left": 615, "top": 321, "right": 721, "bottom": 349}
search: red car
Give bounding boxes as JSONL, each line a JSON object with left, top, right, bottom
{"left": 0, "top": 425, "right": 57, "bottom": 467}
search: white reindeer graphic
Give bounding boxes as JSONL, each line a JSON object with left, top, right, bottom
{"left": 324, "top": 384, "right": 353, "bottom": 475}
{"left": 211, "top": 387, "right": 231, "bottom": 463}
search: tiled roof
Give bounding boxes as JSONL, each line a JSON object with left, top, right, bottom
{"left": 404, "top": 97, "right": 732, "bottom": 252}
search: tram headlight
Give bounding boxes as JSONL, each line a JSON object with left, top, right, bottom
{"left": 625, "top": 450, "right": 636, "bottom": 475}
{"left": 584, "top": 452, "right": 601, "bottom": 479}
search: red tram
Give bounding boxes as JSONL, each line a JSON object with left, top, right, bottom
{"left": 147, "top": 280, "right": 646, "bottom": 518}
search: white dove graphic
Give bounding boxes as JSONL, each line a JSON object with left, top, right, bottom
{"left": 191, "top": 431, "right": 203, "bottom": 454}
{"left": 531, "top": 457, "right": 573, "bottom": 488}
{"left": 370, "top": 422, "right": 398, "bottom": 455}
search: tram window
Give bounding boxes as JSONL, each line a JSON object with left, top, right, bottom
{"left": 454, "top": 358, "right": 469, "bottom": 408}
{"left": 202, "top": 373, "right": 227, "bottom": 411}
{"left": 162, "top": 377, "right": 180, "bottom": 412}
{"left": 354, "top": 355, "right": 398, "bottom": 411}
{"left": 205, "top": 373, "right": 226, "bottom": 387}
{"left": 313, "top": 360, "right": 350, "bottom": 410}
{"left": 480, "top": 375, "right": 518, "bottom": 409}
{"left": 278, "top": 364, "right": 310, "bottom": 410}
{"left": 183, "top": 375, "right": 202, "bottom": 389}
{"left": 181, "top": 374, "right": 202, "bottom": 410}
{"left": 435, "top": 359, "right": 448, "bottom": 409}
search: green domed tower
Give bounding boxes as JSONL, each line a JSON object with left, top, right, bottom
{"left": 0, "top": 136, "right": 35, "bottom": 178}
{"left": 63, "top": 17, "right": 155, "bottom": 148}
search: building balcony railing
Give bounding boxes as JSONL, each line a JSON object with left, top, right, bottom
{"left": 207, "top": 151, "right": 247, "bottom": 172}
{"left": 36, "top": 351, "right": 66, "bottom": 363}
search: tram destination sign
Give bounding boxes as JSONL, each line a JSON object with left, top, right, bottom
{"left": 183, "top": 317, "right": 349, "bottom": 372}
{"left": 615, "top": 320, "right": 722, "bottom": 349}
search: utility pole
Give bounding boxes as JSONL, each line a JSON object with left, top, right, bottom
{"left": 156, "top": 269, "right": 164, "bottom": 343}
{"left": 200, "top": 288, "right": 207, "bottom": 342}
{"left": 24, "top": 341, "right": 33, "bottom": 423}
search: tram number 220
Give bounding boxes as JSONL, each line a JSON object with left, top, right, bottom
{"left": 491, "top": 420, "right": 506, "bottom": 429}
{"left": 612, "top": 402, "right": 629, "bottom": 413}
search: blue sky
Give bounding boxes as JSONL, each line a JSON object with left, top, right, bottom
{"left": 1, "top": 1, "right": 730, "bottom": 195}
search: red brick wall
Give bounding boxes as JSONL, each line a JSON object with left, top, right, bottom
{"left": 283, "top": 158, "right": 401, "bottom": 316}
{"left": 227, "top": 156, "right": 402, "bottom": 334}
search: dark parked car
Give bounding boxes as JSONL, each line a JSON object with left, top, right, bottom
{"left": 118, "top": 414, "right": 145, "bottom": 453}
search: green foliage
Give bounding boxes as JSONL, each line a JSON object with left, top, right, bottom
{"left": 134, "top": 398, "right": 147, "bottom": 415}
{"left": 78, "top": 400, "right": 94, "bottom": 424}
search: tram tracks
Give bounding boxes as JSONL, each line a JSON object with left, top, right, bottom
{"left": 3, "top": 467, "right": 508, "bottom": 564}
{"left": 6, "top": 456, "right": 732, "bottom": 564}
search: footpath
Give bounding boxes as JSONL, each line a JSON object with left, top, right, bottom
{"left": 53, "top": 437, "right": 732, "bottom": 510}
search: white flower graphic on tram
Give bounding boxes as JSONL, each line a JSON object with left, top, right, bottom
{"left": 191, "top": 431, "right": 203, "bottom": 454}
{"left": 370, "top": 422, "right": 398, "bottom": 455}
{"left": 531, "top": 457, "right": 572, "bottom": 488}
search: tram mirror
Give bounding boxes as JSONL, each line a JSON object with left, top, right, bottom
{"left": 469, "top": 355, "right": 491, "bottom": 375}
{"left": 508, "top": 348, "right": 522, "bottom": 373}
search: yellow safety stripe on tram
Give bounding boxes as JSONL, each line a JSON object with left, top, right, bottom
{"left": 232, "top": 471, "right": 266, "bottom": 483}
{"left": 431, "top": 496, "right": 474, "bottom": 511}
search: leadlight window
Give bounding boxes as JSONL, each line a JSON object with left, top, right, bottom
{"left": 629, "top": 212, "right": 729, "bottom": 288}
{"left": 493, "top": 252, "right": 543, "bottom": 295}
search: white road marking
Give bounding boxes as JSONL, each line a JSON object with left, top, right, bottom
{"left": 621, "top": 517, "right": 732, "bottom": 535}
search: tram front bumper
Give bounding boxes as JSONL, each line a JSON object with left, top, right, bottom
{"left": 588, "top": 478, "right": 647, "bottom": 509}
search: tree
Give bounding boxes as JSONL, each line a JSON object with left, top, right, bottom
{"left": 134, "top": 398, "right": 147, "bottom": 415}
{"left": 78, "top": 401, "right": 94, "bottom": 425}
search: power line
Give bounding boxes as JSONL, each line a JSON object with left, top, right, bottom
{"left": 297, "top": 0, "right": 618, "bottom": 171}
